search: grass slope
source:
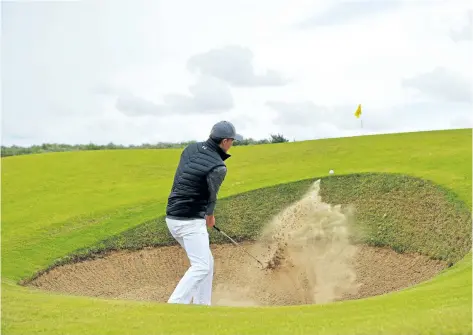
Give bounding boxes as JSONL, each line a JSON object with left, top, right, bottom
{"left": 2, "top": 128, "right": 472, "bottom": 335}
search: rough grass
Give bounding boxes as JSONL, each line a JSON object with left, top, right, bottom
{"left": 22, "top": 172, "right": 471, "bottom": 285}
{"left": 1, "top": 128, "right": 472, "bottom": 335}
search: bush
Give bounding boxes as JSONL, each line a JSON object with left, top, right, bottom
{"left": 270, "top": 133, "right": 289, "bottom": 143}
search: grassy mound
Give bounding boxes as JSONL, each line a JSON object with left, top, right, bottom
{"left": 320, "top": 173, "right": 472, "bottom": 264}
{"left": 25, "top": 172, "right": 470, "bottom": 283}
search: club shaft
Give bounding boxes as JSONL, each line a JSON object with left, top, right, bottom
{"left": 215, "top": 226, "right": 264, "bottom": 267}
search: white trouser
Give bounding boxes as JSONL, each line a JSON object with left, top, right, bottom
{"left": 165, "top": 217, "right": 214, "bottom": 305}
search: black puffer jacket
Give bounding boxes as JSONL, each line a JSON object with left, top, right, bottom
{"left": 165, "top": 138, "right": 230, "bottom": 219}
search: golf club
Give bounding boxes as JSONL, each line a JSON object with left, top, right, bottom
{"left": 213, "top": 225, "right": 265, "bottom": 268}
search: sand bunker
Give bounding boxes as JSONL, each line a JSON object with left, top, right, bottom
{"left": 28, "top": 180, "right": 448, "bottom": 306}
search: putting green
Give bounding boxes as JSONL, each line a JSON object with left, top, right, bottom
{"left": 2, "top": 128, "right": 472, "bottom": 334}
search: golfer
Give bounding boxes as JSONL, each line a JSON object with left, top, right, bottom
{"left": 165, "top": 120, "right": 242, "bottom": 305}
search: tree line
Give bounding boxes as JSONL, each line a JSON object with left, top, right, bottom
{"left": 1, "top": 134, "right": 290, "bottom": 157}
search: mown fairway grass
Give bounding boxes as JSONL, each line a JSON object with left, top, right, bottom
{"left": 2, "top": 128, "right": 472, "bottom": 335}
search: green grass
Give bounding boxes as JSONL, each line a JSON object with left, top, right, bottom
{"left": 2, "top": 128, "right": 472, "bottom": 334}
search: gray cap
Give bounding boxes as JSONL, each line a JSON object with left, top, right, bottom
{"left": 210, "top": 121, "right": 243, "bottom": 141}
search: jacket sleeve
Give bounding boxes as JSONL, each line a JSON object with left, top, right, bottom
{"left": 206, "top": 165, "right": 227, "bottom": 215}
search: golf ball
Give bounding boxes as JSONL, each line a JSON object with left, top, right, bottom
{"left": 329, "top": 170, "right": 334, "bottom": 174}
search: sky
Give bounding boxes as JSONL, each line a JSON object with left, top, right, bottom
{"left": 2, "top": 0, "right": 472, "bottom": 146}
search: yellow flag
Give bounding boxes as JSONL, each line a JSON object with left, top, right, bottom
{"left": 354, "top": 104, "right": 362, "bottom": 118}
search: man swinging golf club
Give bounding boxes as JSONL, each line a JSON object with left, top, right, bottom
{"left": 165, "top": 121, "right": 243, "bottom": 305}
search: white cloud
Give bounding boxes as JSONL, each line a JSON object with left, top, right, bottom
{"left": 187, "top": 45, "right": 290, "bottom": 87}
{"left": 114, "top": 76, "right": 234, "bottom": 117}
{"left": 402, "top": 67, "right": 471, "bottom": 103}
{"left": 2, "top": 0, "right": 472, "bottom": 147}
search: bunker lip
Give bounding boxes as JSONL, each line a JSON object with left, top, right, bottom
{"left": 26, "top": 242, "right": 448, "bottom": 306}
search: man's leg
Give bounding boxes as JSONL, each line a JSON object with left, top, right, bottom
{"left": 166, "top": 218, "right": 212, "bottom": 304}
{"left": 191, "top": 249, "right": 214, "bottom": 305}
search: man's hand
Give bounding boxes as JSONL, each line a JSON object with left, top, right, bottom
{"left": 206, "top": 214, "right": 215, "bottom": 228}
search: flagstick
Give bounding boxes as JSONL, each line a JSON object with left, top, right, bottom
{"left": 361, "top": 119, "right": 363, "bottom": 129}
